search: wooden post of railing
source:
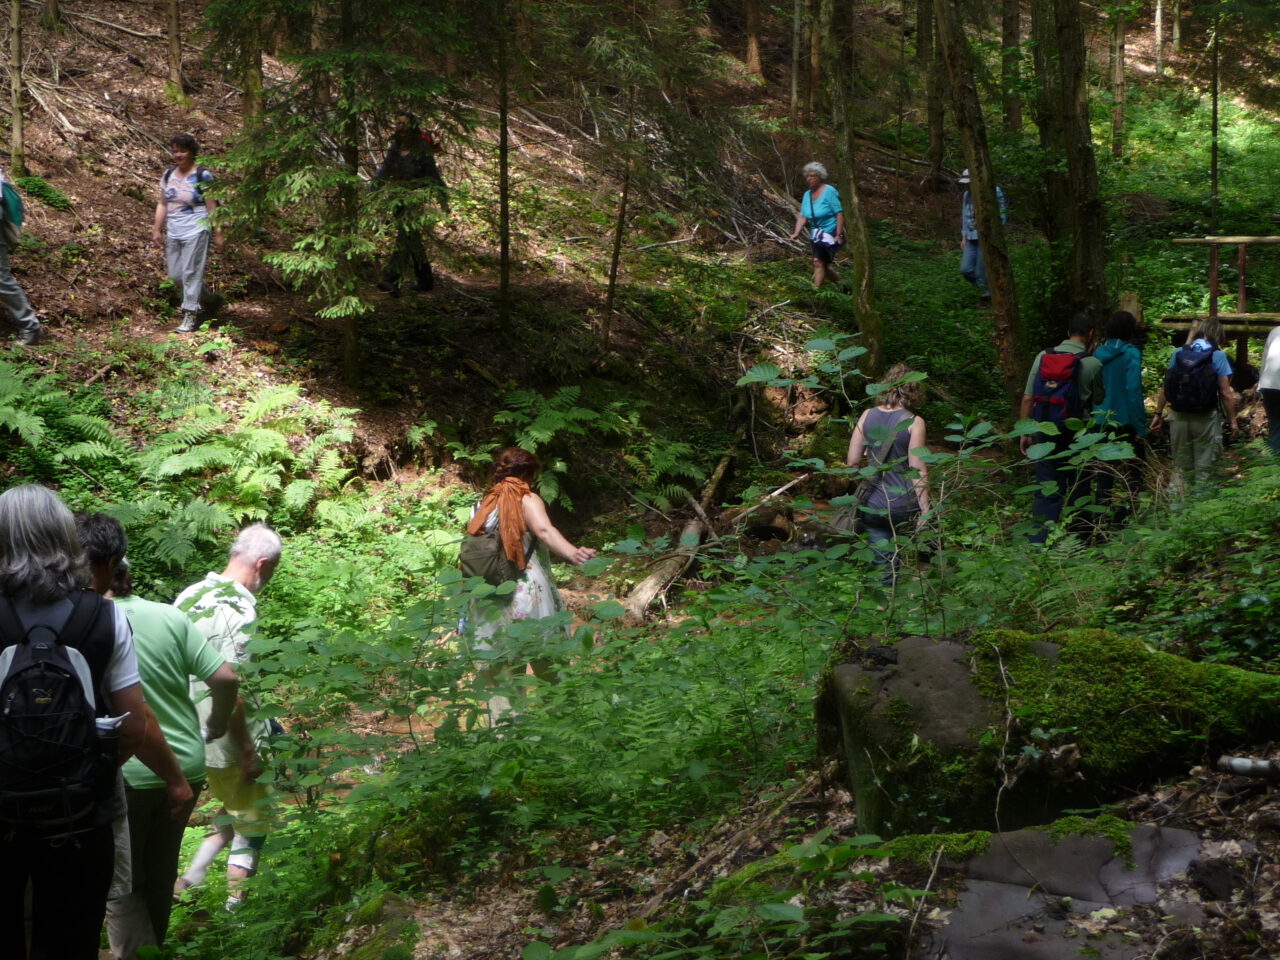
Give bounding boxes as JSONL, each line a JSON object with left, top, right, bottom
{"left": 1236, "top": 243, "right": 1249, "bottom": 371}
{"left": 1208, "top": 243, "right": 1219, "bottom": 318}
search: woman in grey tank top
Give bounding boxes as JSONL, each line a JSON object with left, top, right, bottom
{"left": 846, "top": 363, "right": 932, "bottom": 581}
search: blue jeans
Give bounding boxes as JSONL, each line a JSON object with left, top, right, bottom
{"left": 1028, "top": 437, "right": 1090, "bottom": 544}
{"left": 959, "top": 239, "right": 987, "bottom": 295}
{"left": 860, "top": 509, "right": 917, "bottom": 583}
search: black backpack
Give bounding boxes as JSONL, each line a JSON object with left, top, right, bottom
{"left": 0, "top": 590, "right": 118, "bottom": 827}
{"left": 1165, "top": 347, "right": 1220, "bottom": 414}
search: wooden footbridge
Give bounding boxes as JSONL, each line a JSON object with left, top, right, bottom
{"left": 1161, "top": 236, "right": 1280, "bottom": 382}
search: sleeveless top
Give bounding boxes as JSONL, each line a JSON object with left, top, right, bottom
{"left": 861, "top": 407, "right": 919, "bottom": 516}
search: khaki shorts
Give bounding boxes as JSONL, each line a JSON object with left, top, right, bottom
{"left": 205, "top": 766, "right": 272, "bottom": 837}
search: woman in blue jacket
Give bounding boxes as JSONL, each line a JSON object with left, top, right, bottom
{"left": 1092, "top": 310, "right": 1147, "bottom": 520}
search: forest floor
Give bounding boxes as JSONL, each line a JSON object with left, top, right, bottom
{"left": 301, "top": 757, "right": 1280, "bottom": 960}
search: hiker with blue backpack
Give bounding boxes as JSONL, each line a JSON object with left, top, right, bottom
{"left": 1150, "top": 317, "right": 1237, "bottom": 485}
{"left": 1019, "top": 313, "right": 1106, "bottom": 543}
{"left": 0, "top": 167, "right": 43, "bottom": 346}
{"left": 0, "top": 485, "right": 151, "bottom": 959}
{"left": 153, "top": 134, "right": 225, "bottom": 334}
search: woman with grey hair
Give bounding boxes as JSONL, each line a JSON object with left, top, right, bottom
{"left": 0, "top": 484, "right": 148, "bottom": 959}
{"left": 789, "top": 161, "right": 846, "bottom": 288}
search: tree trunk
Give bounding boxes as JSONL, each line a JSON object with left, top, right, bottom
{"left": 1110, "top": 13, "right": 1125, "bottom": 156}
{"left": 1210, "top": 11, "right": 1219, "bottom": 232}
{"left": 165, "top": 0, "right": 184, "bottom": 93}
{"left": 925, "top": 24, "right": 945, "bottom": 189}
{"left": 338, "top": 0, "right": 360, "bottom": 382}
{"left": 789, "top": 0, "right": 802, "bottom": 119}
{"left": 1055, "top": 0, "right": 1106, "bottom": 316}
{"left": 1001, "top": 0, "right": 1022, "bottom": 131}
{"left": 243, "top": 21, "right": 263, "bottom": 124}
{"left": 497, "top": 16, "right": 511, "bottom": 319}
{"left": 1154, "top": 0, "right": 1163, "bottom": 74}
{"left": 1029, "top": 0, "right": 1066, "bottom": 247}
{"left": 915, "top": 0, "right": 930, "bottom": 65}
{"left": 819, "top": 0, "right": 882, "bottom": 375}
{"left": 602, "top": 87, "right": 635, "bottom": 351}
{"left": 40, "top": 0, "right": 58, "bottom": 29}
{"left": 1171, "top": 0, "right": 1180, "bottom": 53}
{"left": 805, "top": 0, "right": 820, "bottom": 120}
{"left": 9, "top": 0, "right": 24, "bottom": 177}
{"left": 934, "top": 0, "right": 1022, "bottom": 408}
{"left": 744, "top": 0, "right": 763, "bottom": 77}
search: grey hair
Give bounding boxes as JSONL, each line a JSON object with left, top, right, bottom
{"left": 0, "top": 485, "right": 91, "bottom": 602}
{"left": 229, "top": 522, "right": 283, "bottom": 564}
{"left": 802, "top": 161, "right": 828, "bottom": 181}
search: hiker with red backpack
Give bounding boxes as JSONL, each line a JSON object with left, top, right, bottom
{"left": 1019, "top": 313, "right": 1106, "bottom": 544}
{"left": 1150, "top": 317, "right": 1237, "bottom": 485}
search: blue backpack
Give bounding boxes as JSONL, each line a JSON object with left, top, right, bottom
{"left": 1030, "top": 350, "right": 1084, "bottom": 427}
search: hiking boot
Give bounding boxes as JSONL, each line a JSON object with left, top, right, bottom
{"left": 15, "top": 324, "right": 44, "bottom": 346}
{"left": 175, "top": 312, "right": 201, "bottom": 333}
{"left": 377, "top": 280, "right": 401, "bottom": 297}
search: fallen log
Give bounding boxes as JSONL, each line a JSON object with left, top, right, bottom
{"left": 622, "top": 406, "right": 745, "bottom": 619}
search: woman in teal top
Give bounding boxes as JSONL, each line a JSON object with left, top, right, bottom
{"left": 789, "top": 161, "right": 845, "bottom": 288}
{"left": 1092, "top": 310, "right": 1147, "bottom": 521}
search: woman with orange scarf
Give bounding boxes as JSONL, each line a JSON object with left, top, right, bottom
{"left": 464, "top": 448, "right": 596, "bottom": 721}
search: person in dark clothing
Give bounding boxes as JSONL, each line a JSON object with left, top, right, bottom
{"left": 374, "top": 113, "right": 447, "bottom": 296}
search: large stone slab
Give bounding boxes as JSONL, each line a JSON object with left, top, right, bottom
{"left": 816, "top": 629, "right": 1280, "bottom": 836}
{"left": 922, "top": 825, "right": 1206, "bottom": 960}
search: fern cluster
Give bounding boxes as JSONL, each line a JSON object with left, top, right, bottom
{"left": 13, "top": 176, "right": 72, "bottom": 211}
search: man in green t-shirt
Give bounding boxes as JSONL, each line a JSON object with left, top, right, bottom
{"left": 75, "top": 514, "right": 239, "bottom": 960}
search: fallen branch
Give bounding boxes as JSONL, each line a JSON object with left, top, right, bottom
{"left": 622, "top": 410, "right": 743, "bottom": 619}
{"left": 636, "top": 234, "right": 697, "bottom": 252}
{"left": 633, "top": 775, "right": 818, "bottom": 919}
{"left": 725, "top": 473, "right": 811, "bottom": 527}
{"left": 60, "top": 8, "right": 163, "bottom": 38}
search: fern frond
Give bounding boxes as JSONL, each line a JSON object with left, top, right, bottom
{"left": 242, "top": 386, "right": 302, "bottom": 425}
{"left": 0, "top": 404, "right": 46, "bottom": 446}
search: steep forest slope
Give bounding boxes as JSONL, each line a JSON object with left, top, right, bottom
{"left": 4, "top": 2, "right": 1280, "bottom": 960}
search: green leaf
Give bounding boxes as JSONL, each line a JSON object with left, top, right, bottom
{"left": 736, "top": 362, "right": 784, "bottom": 385}
{"left": 592, "top": 599, "right": 628, "bottom": 620}
{"left": 755, "top": 902, "right": 805, "bottom": 923}
{"left": 522, "top": 943, "right": 553, "bottom": 960}
{"left": 1025, "top": 442, "right": 1057, "bottom": 460}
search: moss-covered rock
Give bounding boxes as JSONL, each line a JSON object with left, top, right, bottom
{"left": 816, "top": 630, "right": 1280, "bottom": 836}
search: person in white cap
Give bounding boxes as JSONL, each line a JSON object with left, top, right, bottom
{"left": 957, "top": 169, "right": 1006, "bottom": 305}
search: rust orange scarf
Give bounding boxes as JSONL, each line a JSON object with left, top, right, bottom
{"left": 466, "top": 477, "right": 533, "bottom": 570}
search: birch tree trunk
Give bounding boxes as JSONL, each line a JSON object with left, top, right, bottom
{"left": 9, "top": 0, "right": 24, "bottom": 177}
{"left": 934, "top": 0, "right": 1022, "bottom": 407}
{"left": 819, "top": 0, "right": 882, "bottom": 374}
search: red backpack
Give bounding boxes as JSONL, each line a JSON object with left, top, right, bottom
{"left": 1030, "top": 350, "right": 1084, "bottom": 426}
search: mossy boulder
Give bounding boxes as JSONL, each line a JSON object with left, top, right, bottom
{"left": 816, "top": 629, "right": 1280, "bottom": 836}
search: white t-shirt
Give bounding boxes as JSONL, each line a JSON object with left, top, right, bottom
{"left": 174, "top": 573, "right": 266, "bottom": 769}
{"left": 1259, "top": 326, "right": 1280, "bottom": 391}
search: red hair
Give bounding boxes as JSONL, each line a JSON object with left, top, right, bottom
{"left": 491, "top": 447, "right": 540, "bottom": 484}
